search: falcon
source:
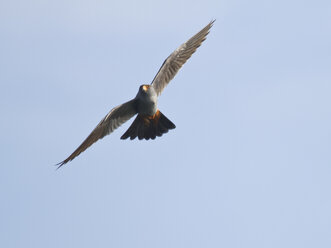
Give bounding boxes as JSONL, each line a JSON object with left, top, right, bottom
{"left": 57, "top": 20, "right": 214, "bottom": 168}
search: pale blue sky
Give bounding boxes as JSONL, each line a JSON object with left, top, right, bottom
{"left": 1, "top": 0, "right": 331, "bottom": 247}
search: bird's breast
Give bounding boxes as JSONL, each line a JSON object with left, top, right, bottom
{"left": 135, "top": 88, "right": 158, "bottom": 116}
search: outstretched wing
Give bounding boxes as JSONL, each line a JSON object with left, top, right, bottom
{"left": 57, "top": 99, "right": 137, "bottom": 168}
{"left": 151, "top": 20, "right": 214, "bottom": 96}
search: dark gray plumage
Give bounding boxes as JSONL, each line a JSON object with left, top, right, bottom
{"left": 57, "top": 20, "right": 214, "bottom": 168}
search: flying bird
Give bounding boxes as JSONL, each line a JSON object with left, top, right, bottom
{"left": 57, "top": 20, "right": 214, "bottom": 168}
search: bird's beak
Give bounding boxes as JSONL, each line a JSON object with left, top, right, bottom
{"left": 142, "top": 85, "right": 149, "bottom": 91}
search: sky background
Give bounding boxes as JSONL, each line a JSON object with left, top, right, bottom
{"left": 1, "top": 0, "right": 331, "bottom": 247}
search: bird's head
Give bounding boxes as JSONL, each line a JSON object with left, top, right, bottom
{"left": 139, "top": 84, "right": 150, "bottom": 93}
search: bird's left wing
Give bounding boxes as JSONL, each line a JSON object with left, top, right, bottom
{"left": 151, "top": 20, "right": 214, "bottom": 96}
{"left": 57, "top": 99, "right": 137, "bottom": 168}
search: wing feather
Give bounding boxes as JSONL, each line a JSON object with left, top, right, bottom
{"left": 151, "top": 20, "right": 214, "bottom": 96}
{"left": 57, "top": 99, "right": 137, "bottom": 168}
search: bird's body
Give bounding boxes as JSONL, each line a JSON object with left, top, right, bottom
{"left": 120, "top": 84, "right": 175, "bottom": 141}
{"left": 135, "top": 85, "right": 158, "bottom": 116}
{"left": 57, "top": 20, "right": 214, "bottom": 168}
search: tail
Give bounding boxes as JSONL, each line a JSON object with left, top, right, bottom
{"left": 121, "top": 110, "right": 176, "bottom": 140}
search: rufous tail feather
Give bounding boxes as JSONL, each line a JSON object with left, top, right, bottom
{"left": 121, "top": 110, "right": 175, "bottom": 140}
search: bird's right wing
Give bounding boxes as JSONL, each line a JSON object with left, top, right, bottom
{"left": 57, "top": 99, "right": 137, "bottom": 168}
